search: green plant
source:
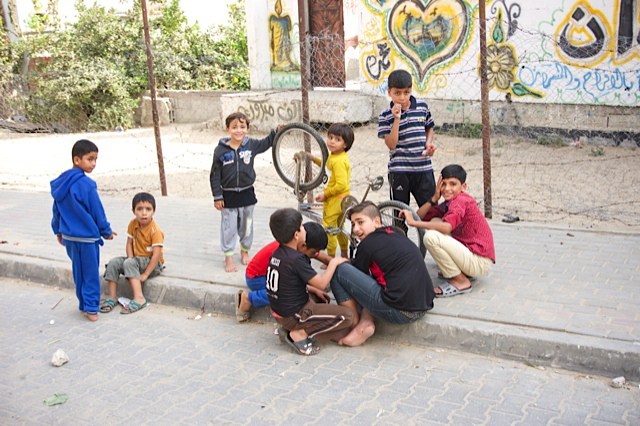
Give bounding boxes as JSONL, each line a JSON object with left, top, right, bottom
{"left": 536, "top": 134, "right": 566, "bottom": 147}
{"left": 10, "top": 0, "right": 249, "bottom": 130}
{"left": 435, "top": 122, "right": 483, "bottom": 139}
{"left": 589, "top": 146, "right": 605, "bottom": 157}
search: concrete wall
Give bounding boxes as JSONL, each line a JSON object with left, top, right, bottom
{"left": 136, "top": 89, "right": 639, "bottom": 142}
{"left": 221, "top": 90, "right": 373, "bottom": 132}
{"left": 136, "top": 90, "right": 235, "bottom": 128}
{"left": 359, "top": 0, "right": 640, "bottom": 108}
{"left": 246, "top": 0, "right": 639, "bottom": 109}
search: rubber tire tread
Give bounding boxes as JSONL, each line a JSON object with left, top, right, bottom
{"left": 272, "top": 122, "right": 328, "bottom": 191}
{"left": 376, "top": 200, "right": 427, "bottom": 258}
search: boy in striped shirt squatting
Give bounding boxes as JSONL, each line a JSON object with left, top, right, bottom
{"left": 378, "top": 69, "right": 437, "bottom": 208}
{"left": 402, "top": 164, "right": 495, "bottom": 298}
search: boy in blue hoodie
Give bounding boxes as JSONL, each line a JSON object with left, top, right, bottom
{"left": 51, "top": 139, "right": 116, "bottom": 321}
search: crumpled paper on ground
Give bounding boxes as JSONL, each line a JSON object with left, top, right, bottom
{"left": 51, "top": 349, "right": 69, "bottom": 367}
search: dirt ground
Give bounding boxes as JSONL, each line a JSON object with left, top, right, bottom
{"left": 1, "top": 122, "right": 639, "bottom": 232}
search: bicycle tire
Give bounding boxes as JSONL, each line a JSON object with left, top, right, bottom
{"left": 377, "top": 200, "right": 427, "bottom": 258}
{"left": 272, "top": 122, "right": 328, "bottom": 191}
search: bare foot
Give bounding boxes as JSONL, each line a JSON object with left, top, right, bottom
{"left": 238, "top": 291, "right": 252, "bottom": 313}
{"left": 330, "top": 328, "right": 350, "bottom": 342}
{"left": 225, "top": 257, "right": 238, "bottom": 273}
{"left": 241, "top": 251, "right": 250, "bottom": 265}
{"left": 83, "top": 312, "right": 98, "bottom": 322}
{"left": 339, "top": 321, "right": 375, "bottom": 346}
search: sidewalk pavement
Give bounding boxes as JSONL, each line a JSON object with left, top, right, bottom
{"left": 1, "top": 190, "right": 639, "bottom": 380}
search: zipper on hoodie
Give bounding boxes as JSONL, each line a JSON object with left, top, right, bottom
{"left": 235, "top": 144, "right": 240, "bottom": 189}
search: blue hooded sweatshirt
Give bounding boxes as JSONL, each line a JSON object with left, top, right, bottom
{"left": 51, "top": 167, "right": 112, "bottom": 242}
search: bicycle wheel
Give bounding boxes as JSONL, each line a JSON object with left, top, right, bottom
{"left": 377, "top": 200, "right": 427, "bottom": 258}
{"left": 272, "top": 122, "right": 328, "bottom": 191}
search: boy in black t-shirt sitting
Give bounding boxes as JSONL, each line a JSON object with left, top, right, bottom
{"left": 330, "top": 201, "right": 435, "bottom": 346}
{"left": 267, "top": 208, "right": 354, "bottom": 356}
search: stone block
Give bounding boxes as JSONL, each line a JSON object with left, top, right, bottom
{"left": 140, "top": 96, "right": 174, "bottom": 127}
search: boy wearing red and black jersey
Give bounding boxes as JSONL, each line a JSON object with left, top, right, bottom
{"left": 329, "top": 201, "right": 435, "bottom": 347}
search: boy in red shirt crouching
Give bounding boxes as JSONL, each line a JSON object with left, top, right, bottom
{"left": 403, "top": 164, "right": 495, "bottom": 298}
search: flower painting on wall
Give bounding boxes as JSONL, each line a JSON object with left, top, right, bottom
{"left": 481, "top": 8, "right": 542, "bottom": 98}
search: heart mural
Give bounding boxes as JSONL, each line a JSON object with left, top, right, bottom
{"left": 386, "top": 0, "right": 471, "bottom": 82}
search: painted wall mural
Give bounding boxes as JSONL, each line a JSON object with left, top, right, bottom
{"left": 269, "top": 0, "right": 299, "bottom": 71}
{"left": 356, "top": 0, "right": 638, "bottom": 106}
{"left": 362, "top": 0, "right": 475, "bottom": 92}
{"left": 269, "top": 0, "right": 300, "bottom": 89}
{"left": 481, "top": 8, "right": 542, "bottom": 98}
{"left": 525, "top": 0, "right": 639, "bottom": 105}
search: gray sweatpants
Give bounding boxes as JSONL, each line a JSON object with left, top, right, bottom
{"left": 220, "top": 205, "right": 254, "bottom": 256}
{"left": 104, "top": 256, "right": 163, "bottom": 282}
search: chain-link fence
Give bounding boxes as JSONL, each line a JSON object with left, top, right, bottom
{"left": 1, "top": 0, "right": 638, "bottom": 232}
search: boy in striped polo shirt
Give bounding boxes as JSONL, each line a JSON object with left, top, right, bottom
{"left": 378, "top": 69, "right": 436, "bottom": 208}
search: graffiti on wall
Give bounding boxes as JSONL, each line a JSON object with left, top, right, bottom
{"left": 271, "top": 72, "right": 302, "bottom": 89}
{"left": 361, "top": 0, "right": 475, "bottom": 92}
{"left": 237, "top": 99, "right": 303, "bottom": 123}
{"left": 520, "top": 0, "right": 640, "bottom": 105}
{"left": 482, "top": 6, "right": 542, "bottom": 98}
{"left": 555, "top": 0, "right": 639, "bottom": 67}
{"left": 269, "top": 0, "right": 299, "bottom": 72}
{"left": 518, "top": 63, "right": 639, "bottom": 105}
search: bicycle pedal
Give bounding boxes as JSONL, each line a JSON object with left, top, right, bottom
{"left": 325, "top": 226, "right": 341, "bottom": 236}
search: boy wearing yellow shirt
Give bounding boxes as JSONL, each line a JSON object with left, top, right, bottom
{"left": 312, "top": 124, "right": 354, "bottom": 259}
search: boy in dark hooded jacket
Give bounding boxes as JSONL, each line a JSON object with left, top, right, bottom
{"left": 210, "top": 112, "right": 279, "bottom": 272}
{"left": 51, "top": 139, "right": 116, "bottom": 321}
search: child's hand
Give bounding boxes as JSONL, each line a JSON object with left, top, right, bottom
{"left": 316, "top": 291, "right": 331, "bottom": 303}
{"left": 315, "top": 193, "right": 326, "bottom": 202}
{"left": 329, "top": 256, "right": 349, "bottom": 267}
{"left": 276, "top": 123, "right": 285, "bottom": 132}
{"left": 140, "top": 272, "right": 148, "bottom": 283}
{"left": 425, "top": 144, "right": 436, "bottom": 157}
{"left": 214, "top": 200, "right": 224, "bottom": 210}
{"left": 391, "top": 103, "right": 402, "bottom": 120}
{"left": 400, "top": 209, "right": 417, "bottom": 226}
{"left": 433, "top": 174, "right": 443, "bottom": 201}
{"left": 57, "top": 235, "right": 63, "bottom": 245}
{"left": 105, "top": 231, "right": 117, "bottom": 240}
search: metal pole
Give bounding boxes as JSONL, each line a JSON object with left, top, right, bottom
{"left": 297, "top": 0, "right": 314, "bottom": 202}
{"left": 141, "top": 0, "right": 168, "bottom": 196}
{"left": 297, "top": 0, "right": 310, "bottom": 125}
{"left": 478, "top": 0, "right": 492, "bottom": 219}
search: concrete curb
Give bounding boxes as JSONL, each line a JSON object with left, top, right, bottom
{"left": 2, "top": 252, "right": 639, "bottom": 381}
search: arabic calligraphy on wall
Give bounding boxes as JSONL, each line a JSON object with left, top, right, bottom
{"left": 556, "top": 0, "right": 639, "bottom": 66}
{"left": 518, "top": 63, "right": 639, "bottom": 105}
{"left": 237, "top": 99, "right": 303, "bottom": 123}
